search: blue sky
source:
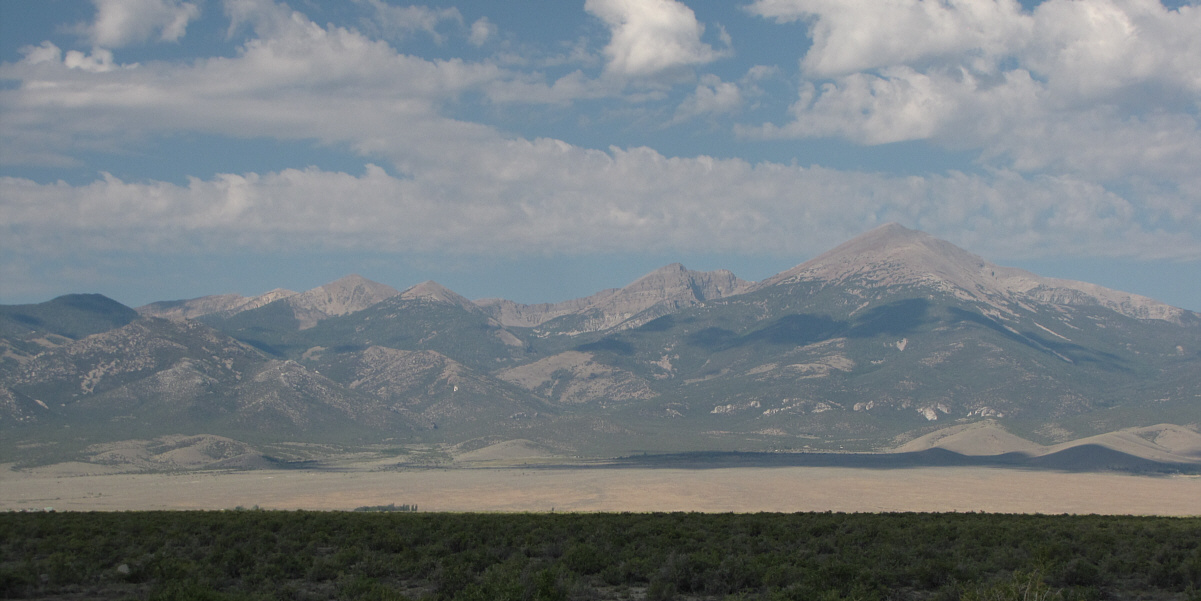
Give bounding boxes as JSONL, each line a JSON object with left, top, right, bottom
{"left": 1, "top": 0, "right": 1199, "bottom": 310}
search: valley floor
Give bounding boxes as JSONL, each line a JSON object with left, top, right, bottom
{"left": 3, "top": 462, "right": 1199, "bottom": 515}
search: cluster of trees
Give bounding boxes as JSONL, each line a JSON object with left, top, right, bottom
{"left": 2, "top": 511, "right": 1199, "bottom": 600}
{"left": 354, "top": 504, "right": 419, "bottom": 513}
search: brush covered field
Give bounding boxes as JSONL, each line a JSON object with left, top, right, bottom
{"left": 3, "top": 511, "right": 1200, "bottom": 601}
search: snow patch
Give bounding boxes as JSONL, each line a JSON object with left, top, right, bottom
{"left": 1033, "top": 322, "right": 1071, "bottom": 341}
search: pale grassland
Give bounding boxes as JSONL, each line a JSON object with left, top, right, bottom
{"left": 3, "top": 462, "right": 1199, "bottom": 515}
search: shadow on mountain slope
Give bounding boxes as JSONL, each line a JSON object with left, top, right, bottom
{"left": 591, "top": 447, "right": 1200, "bottom": 475}
{"left": 947, "top": 307, "right": 1127, "bottom": 369}
{"left": 685, "top": 299, "right": 933, "bottom": 352}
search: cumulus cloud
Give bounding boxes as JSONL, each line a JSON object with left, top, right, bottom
{"left": 0, "top": 0, "right": 505, "bottom": 172}
{"left": 751, "top": 0, "right": 1031, "bottom": 77}
{"left": 356, "top": 1, "right": 463, "bottom": 44}
{"left": 585, "top": 0, "right": 727, "bottom": 78}
{"left": 85, "top": 0, "right": 200, "bottom": 47}
{"left": 745, "top": 0, "right": 1201, "bottom": 182}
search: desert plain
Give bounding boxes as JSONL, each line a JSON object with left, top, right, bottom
{"left": 3, "top": 461, "right": 1199, "bottom": 515}
{"left": 7, "top": 423, "right": 1201, "bottom": 515}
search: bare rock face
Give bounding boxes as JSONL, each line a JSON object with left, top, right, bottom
{"left": 758, "top": 223, "right": 1193, "bottom": 324}
{"left": 286, "top": 275, "right": 400, "bottom": 329}
{"left": 598, "top": 263, "right": 750, "bottom": 315}
{"left": 478, "top": 264, "right": 751, "bottom": 332}
{"left": 326, "top": 345, "right": 543, "bottom": 429}
{"left": 497, "top": 351, "right": 655, "bottom": 405}
{"left": 0, "top": 387, "right": 46, "bottom": 424}
{"left": 139, "top": 275, "right": 401, "bottom": 329}
{"left": 474, "top": 293, "right": 617, "bottom": 329}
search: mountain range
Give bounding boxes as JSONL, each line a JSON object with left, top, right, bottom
{"left": 3, "top": 224, "right": 1199, "bottom": 466}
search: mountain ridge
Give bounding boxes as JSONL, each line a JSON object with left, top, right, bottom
{"left": 5, "top": 224, "right": 1199, "bottom": 462}
{"left": 477, "top": 263, "right": 753, "bottom": 333}
{"left": 134, "top": 225, "right": 1197, "bottom": 330}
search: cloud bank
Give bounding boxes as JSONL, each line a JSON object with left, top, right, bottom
{"left": 1, "top": 0, "right": 1198, "bottom": 301}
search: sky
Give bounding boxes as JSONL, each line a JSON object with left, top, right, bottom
{"left": 1, "top": 0, "right": 1199, "bottom": 311}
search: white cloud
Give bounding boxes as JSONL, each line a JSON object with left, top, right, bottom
{"left": 1026, "top": 0, "right": 1201, "bottom": 101}
{"left": 750, "top": 0, "right": 1031, "bottom": 77}
{"left": 18, "top": 42, "right": 63, "bottom": 65}
{"left": 356, "top": 1, "right": 463, "bottom": 44}
{"left": 86, "top": 0, "right": 200, "bottom": 47}
{"left": 584, "top": 0, "right": 726, "bottom": 78}
{"left": 469, "top": 17, "right": 497, "bottom": 47}
{"left": 2, "top": 0, "right": 1196, "bottom": 275}
{"left": 0, "top": 0, "right": 505, "bottom": 171}
{"left": 670, "top": 74, "right": 742, "bottom": 124}
{"left": 3, "top": 147, "right": 1195, "bottom": 263}
{"left": 63, "top": 48, "right": 120, "bottom": 72}
{"left": 745, "top": 0, "right": 1201, "bottom": 184}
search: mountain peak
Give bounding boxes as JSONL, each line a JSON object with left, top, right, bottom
{"left": 760, "top": 222, "right": 982, "bottom": 290}
{"left": 650, "top": 262, "right": 688, "bottom": 274}
{"left": 813, "top": 222, "right": 949, "bottom": 263}
{"left": 561, "top": 263, "right": 751, "bottom": 330}
{"left": 759, "top": 224, "right": 1191, "bottom": 323}
{"left": 327, "top": 274, "right": 372, "bottom": 287}
{"left": 476, "top": 264, "right": 751, "bottom": 330}
{"left": 287, "top": 275, "right": 400, "bottom": 328}
{"left": 400, "top": 281, "right": 480, "bottom": 312}
{"left": 624, "top": 263, "right": 750, "bottom": 301}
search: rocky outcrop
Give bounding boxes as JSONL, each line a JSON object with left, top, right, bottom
{"left": 139, "top": 275, "right": 400, "bottom": 329}
{"left": 497, "top": 351, "right": 655, "bottom": 405}
{"left": 478, "top": 263, "right": 751, "bottom": 332}
{"left": 138, "top": 289, "right": 297, "bottom": 320}
{"left": 286, "top": 275, "right": 399, "bottom": 329}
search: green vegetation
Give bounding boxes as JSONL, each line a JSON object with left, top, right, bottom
{"left": 0, "top": 294, "right": 138, "bottom": 341}
{"left": 354, "top": 503, "right": 419, "bottom": 513}
{"left": 2, "top": 511, "right": 1199, "bottom": 600}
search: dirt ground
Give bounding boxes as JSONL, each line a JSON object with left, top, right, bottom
{"left": 3, "top": 463, "right": 1199, "bottom": 514}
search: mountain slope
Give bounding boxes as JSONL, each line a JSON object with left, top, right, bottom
{"left": 307, "top": 345, "right": 552, "bottom": 437}
{"left": 759, "top": 223, "right": 1194, "bottom": 324}
{"left": 285, "top": 274, "right": 400, "bottom": 329}
{"left": 478, "top": 263, "right": 751, "bottom": 333}
{"left": 1, "top": 294, "right": 140, "bottom": 366}
{"left": 139, "top": 275, "right": 399, "bottom": 330}
{"left": 298, "top": 291, "right": 530, "bottom": 371}
{"left": 138, "top": 289, "right": 298, "bottom": 320}
{"left": 544, "top": 225, "right": 1201, "bottom": 449}
{"left": 0, "top": 317, "right": 403, "bottom": 440}
{"left": 4, "top": 224, "right": 1199, "bottom": 458}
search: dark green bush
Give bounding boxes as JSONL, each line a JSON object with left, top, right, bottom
{"left": 2, "top": 511, "right": 1199, "bottom": 600}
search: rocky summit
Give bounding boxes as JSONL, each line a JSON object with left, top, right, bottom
{"left": 3, "top": 224, "right": 1199, "bottom": 462}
